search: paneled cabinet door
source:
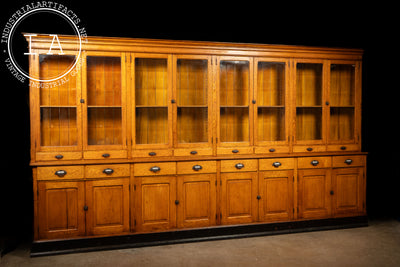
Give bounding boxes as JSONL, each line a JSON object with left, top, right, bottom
{"left": 32, "top": 53, "right": 83, "bottom": 162}
{"left": 177, "top": 174, "right": 216, "bottom": 228}
{"left": 327, "top": 61, "right": 361, "bottom": 152}
{"left": 38, "top": 181, "right": 85, "bottom": 239}
{"left": 85, "top": 178, "right": 130, "bottom": 235}
{"left": 135, "top": 176, "right": 177, "bottom": 232}
{"left": 254, "top": 58, "right": 290, "bottom": 154}
{"left": 82, "top": 52, "right": 128, "bottom": 160}
{"left": 217, "top": 56, "right": 254, "bottom": 155}
{"left": 298, "top": 169, "right": 332, "bottom": 219}
{"left": 173, "top": 55, "right": 213, "bottom": 157}
{"left": 332, "top": 167, "right": 365, "bottom": 216}
{"left": 220, "top": 172, "right": 258, "bottom": 224}
{"left": 259, "top": 170, "right": 294, "bottom": 222}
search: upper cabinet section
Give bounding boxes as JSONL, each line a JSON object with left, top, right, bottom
{"left": 28, "top": 35, "right": 363, "bottom": 163}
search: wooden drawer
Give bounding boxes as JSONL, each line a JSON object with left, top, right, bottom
{"left": 259, "top": 158, "right": 295, "bottom": 171}
{"left": 37, "top": 166, "right": 84, "bottom": 180}
{"left": 298, "top": 157, "right": 332, "bottom": 169}
{"left": 293, "top": 145, "right": 326, "bottom": 153}
{"left": 84, "top": 150, "right": 127, "bottom": 160}
{"left": 85, "top": 164, "right": 130, "bottom": 178}
{"left": 254, "top": 146, "right": 290, "bottom": 154}
{"left": 333, "top": 155, "right": 365, "bottom": 168}
{"left": 174, "top": 148, "right": 213, "bottom": 157}
{"left": 36, "top": 152, "right": 82, "bottom": 161}
{"left": 134, "top": 162, "right": 176, "bottom": 176}
{"left": 327, "top": 144, "right": 360, "bottom": 152}
{"left": 217, "top": 147, "right": 253, "bottom": 155}
{"left": 132, "top": 149, "right": 172, "bottom": 158}
{"left": 221, "top": 159, "right": 258, "bottom": 173}
{"left": 177, "top": 161, "right": 217, "bottom": 174}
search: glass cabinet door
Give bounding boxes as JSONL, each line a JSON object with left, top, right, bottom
{"left": 38, "top": 54, "right": 81, "bottom": 151}
{"left": 329, "top": 63, "right": 356, "bottom": 144}
{"left": 218, "top": 57, "right": 253, "bottom": 152}
{"left": 295, "top": 62, "right": 324, "bottom": 143}
{"left": 255, "top": 59, "right": 288, "bottom": 153}
{"left": 134, "top": 55, "right": 171, "bottom": 149}
{"left": 175, "top": 56, "right": 211, "bottom": 147}
{"left": 85, "top": 54, "right": 125, "bottom": 149}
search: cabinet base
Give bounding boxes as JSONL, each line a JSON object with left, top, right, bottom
{"left": 31, "top": 216, "right": 368, "bottom": 257}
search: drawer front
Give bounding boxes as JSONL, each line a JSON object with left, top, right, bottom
{"left": 85, "top": 164, "right": 130, "bottom": 178}
{"left": 84, "top": 150, "right": 128, "bottom": 160}
{"left": 37, "top": 166, "right": 84, "bottom": 180}
{"left": 254, "top": 146, "right": 290, "bottom": 154}
{"left": 259, "top": 158, "right": 295, "bottom": 171}
{"left": 177, "top": 161, "right": 217, "bottom": 174}
{"left": 132, "top": 149, "right": 172, "bottom": 158}
{"left": 217, "top": 147, "right": 253, "bottom": 155}
{"left": 327, "top": 144, "right": 360, "bottom": 152}
{"left": 293, "top": 145, "right": 326, "bottom": 153}
{"left": 221, "top": 159, "right": 258, "bottom": 173}
{"left": 298, "top": 157, "right": 332, "bottom": 169}
{"left": 134, "top": 162, "right": 176, "bottom": 176}
{"left": 333, "top": 155, "right": 365, "bottom": 168}
{"left": 36, "top": 152, "right": 82, "bottom": 161}
{"left": 174, "top": 148, "right": 213, "bottom": 157}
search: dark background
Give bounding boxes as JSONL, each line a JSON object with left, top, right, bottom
{"left": 1, "top": 0, "right": 399, "bottom": 252}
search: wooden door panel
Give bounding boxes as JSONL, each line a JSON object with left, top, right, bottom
{"left": 177, "top": 174, "right": 216, "bottom": 228}
{"left": 221, "top": 172, "right": 257, "bottom": 225}
{"left": 38, "top": 181, "right": 85, "bottom": 239}
{"left": 298, "top": 169, "right": 331, "bottom": 219}
{"left": 259, "top": 170, "right": 293, "bottom": 222}
{"left": 332, "top": 167, "right": 364, "bottom": 216}
{"left": 86, "top": 178, "right": 130, "bottom": 235}
{"left": 135, "top": 176, "right": 176, "bottom": 232}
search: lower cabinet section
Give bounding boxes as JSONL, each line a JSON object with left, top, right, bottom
{"left": 34, "top": 155, "right": 367, "bottom": 242}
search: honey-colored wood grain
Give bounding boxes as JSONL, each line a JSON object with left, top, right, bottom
{"left": 36, "top": 152, "right": 82, "bottom": 161}
{"left": 132, "top": 149, "right": 173, "bottom": 158}
{"left": 332, "top": 155, "right": 365, "bottom": 168}
{"left": 134, "top": 162, "right": 176, "bottom": 176}
{"left": 292, "top": 145, "right": 327, "bottom": 153}
{"left": 85, "top": 164, "right": 130, "bottom": 178}
{"left": 37, "top": 166, "right": 84, "bottom": 180}
{"left": 83, "top": 150, "right": 128, "bottom": 160}
{"left": 221, "top": 159, "right": 258, "bottom": 173}
{"left": 174, "top": 148, "right": 213, "bottom": 157}
{"left": 297, "top": 156, "right": 332, "bottom": 169}
{"left": 259, "top": 158, "right": 295, "bottom": 171}
{"left": 327, "top": 144, "right": 359, "bottom": 152}
{"left": 217, "top": 147, "right": 253, "bottom": 155}
{"left": 86, "top": 178, "right": 130, "bottom": 235}
{"left": 254, "top": 146, "right": 290, "bottom": 154}
{"left": 177, "top": 161, "right": 217, "bottom": 175}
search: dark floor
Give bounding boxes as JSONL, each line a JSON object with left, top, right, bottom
{"left": 1, "top": 218, "right": 400, "bottom": 267}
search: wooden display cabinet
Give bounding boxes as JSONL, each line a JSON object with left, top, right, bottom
{"left": 28, "top": 34, "right": 367, "bottom": 255}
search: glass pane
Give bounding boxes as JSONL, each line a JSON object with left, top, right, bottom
{"left": 330, "top": 64, "right": 355, "bottom": 106}
{"left": 177, "top": 107, "right": 208, "bottom": 143}
{"left": 220, "top": 107, "right": 249, "bottom": 142}
{"left": 135, "top": 58, "right": 168, "bottom": 106}
{"left": 87, "top": 57, "right": 121, "bottom": 106}
{"left": 330, "top": 107, "right": 354, "bottom": 141}
{"left": 39, "top": 55, "right": 78, "bottom": 147}
{"left": 177, "top": 59, "right": 208, "bottom": 106}
{"left": 88, "top": 108, "right": 122, "bottom": 145}
{"left": 87, "top": 56, "right": 122, "bottom": 146}
{"left": 258, "top": 107, "right": 285, "bottom": 141}
{"left": 296, "top": 63, "right": 323, "bottom": 106}
{"left": 257, "top": 62, "right": 285, "bottom": 106}
{"left": 136, "top": 107, "right": 168, "bottom": 144}
{"left": 296, "top": 107, "right": 322, "bottom": 140}
{"left": 220, "top": 61, "right": 249, "bottom": 106}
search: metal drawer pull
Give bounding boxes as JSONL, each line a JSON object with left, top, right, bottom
{"left": 232, "top": 149, "right": 239, "bottom": 153}
{"left": 192, "top": 165, "right": 202, "bottom": 171}
{"left": 340, "top": 146, "right": 347, "bottom": 150}
{"left": 102, "top": 153, "right": 110, "bottom": 158}
{"left": 344, "top": 159, "right": 353, "bottom": 165}
{"left": 311, "top": 160, "right": 319, "bottom": 166}
{"left": 55, "top": 154, "right": 63, "bottom": 159}
{"left": 235, "top": 163, "right": 244, "bottom": 169}
{"left": 148, "top": 152, "right": 156, "bottom": 156}
{"left": 269, "top": 148, "right": 275, "bottom": 152}
{"left": 307, "top": 147, "right": 313, "bottom": 152}
{"left": 55, "top": 170, "right": 67, "bottom": 177}
{"left": 103, "top": 168, "right": 114, "bottom": 175}
{"left": 272, "top": 162, "right": 282, "bottom": 168}
{"left": 150, "top": 166, "right": 161, "bottom": 173}
{"left": 190, "top": 150, "right": 198, "bottom": 155}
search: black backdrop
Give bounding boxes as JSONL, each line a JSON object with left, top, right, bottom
{"left": 1, "top": 0, "right": 399, "bottom": 245}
